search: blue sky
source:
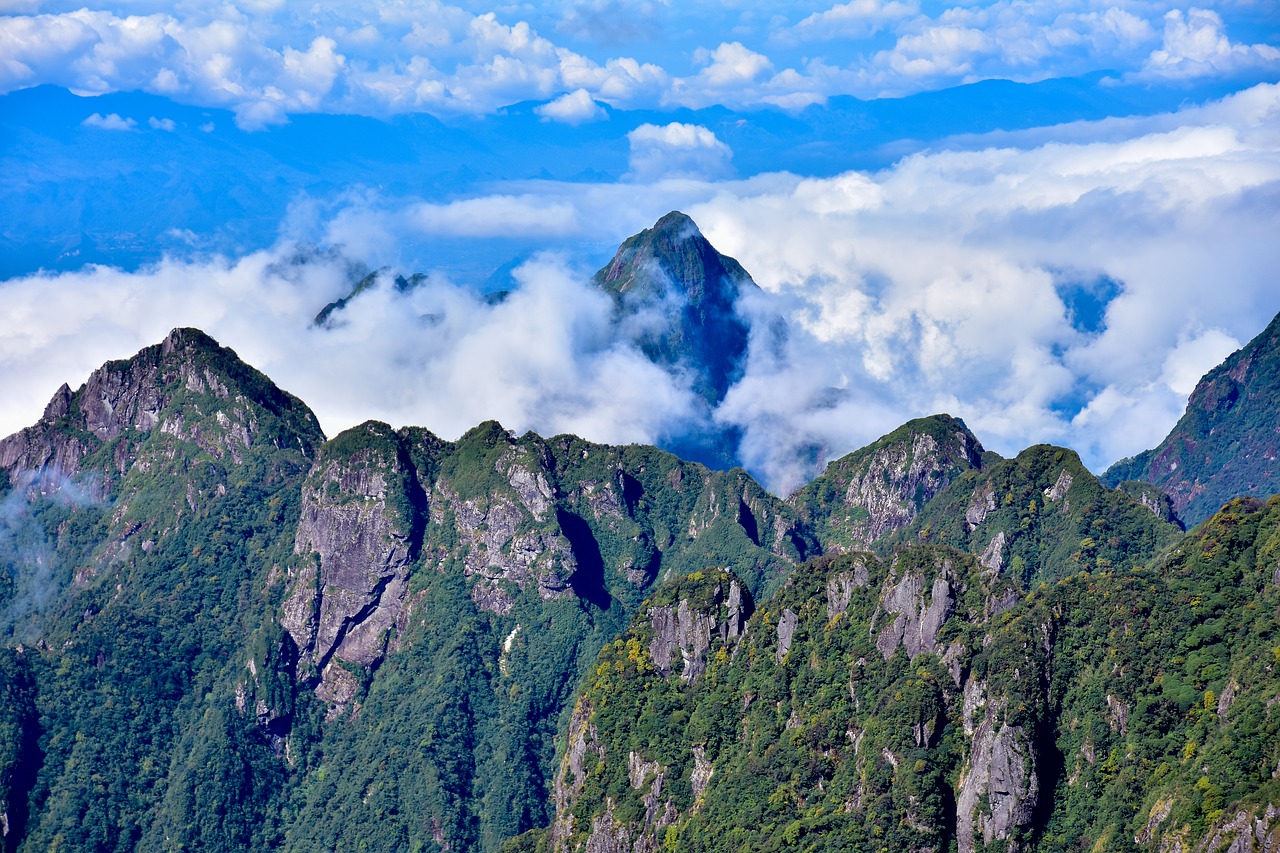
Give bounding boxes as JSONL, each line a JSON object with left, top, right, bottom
{"left": 1, "top": 0, "right": 1279, "bottom": 492}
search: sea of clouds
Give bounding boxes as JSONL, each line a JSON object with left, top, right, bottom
{"left": 1, "top": 82, "right": 1278, "bottom": 494}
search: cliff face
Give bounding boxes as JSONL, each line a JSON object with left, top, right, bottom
{"left": 3, "top": 326, "right": 1279, "bottom": 853}
{"left": 544, "top": 497, "right": 1280, "bottom": 853}
{"left": 1105, "top": 310, "right": 1280, "bottom": 526}
{"left": 0, "top": 327, "right": 323, "bottom": 495}
{"left": 789, "top": 414, "right": 986, "bottom": 553}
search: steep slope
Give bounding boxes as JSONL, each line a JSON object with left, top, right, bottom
{"left": 592, "top": 211, "right": 758, "bottom": 468}
{"left": 593, "top": 210, "right": 755, "bottom": 410}
{"left": 535, "top": 499, "right": 1280, "bottom": 853}
{"left": 891, "top": 443, "right": 1183, "bottom": 586}
{"left": 0, "top": 329, "right": 325, "bottom": 851}
{"left": 1105, "top": 310, "right": 1280, "bottom": 526}
{"left": 278, "top": 419, "right": 813, "bottom": 852}
{"left": 0, "top": 329, "right": 812, "bottom": 853}
{"left": 788, "top": 414, "right": 987, "bottom": 553}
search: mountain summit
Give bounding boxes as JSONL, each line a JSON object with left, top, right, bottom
{"left": 1105, "top": 310, "right": 1280, "bottom": 526}
{"left": 593, "top": 211, "right": 756, "bottom": 410}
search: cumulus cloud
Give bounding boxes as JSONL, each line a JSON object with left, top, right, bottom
{"left": 147, "top": 115, "right": 175, "bottom": 130}
{"left": 535, "top": 88, "right": 607, "bottom": 124}
{"left": 627, "top": 122, "right": 733, "bottom": 180}
{"left": 0, "top": 248, "right": 699, "bottom": 451}
{"left": 0, "top": 2, "right": 1275, "bottom": 119}
{"left": 1140, "top": 8, "right": 1280, "bottom": 80}
{"left": 82, "top": 111, "right": 135, "bottom": 130}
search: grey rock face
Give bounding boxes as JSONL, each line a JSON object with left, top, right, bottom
{"left": 792, "top": 415, "right": 984, "bottom": 552}
{"left": 873, "top": 559, "right": 956, "bottom": 660}
{"left": 957, "top": 678, "right": 1040, "bottom": 853}
{"left": 776, "top": 608, "right": 799, "bottom": 663}
{"left": 0, "top": 327, "right": 320, "bottom": 497}
{"left": 825, "top": 566, "right": 867, "bottom": 620}
{"left": 648, "top": 574, "right": 749, "bottom": 682}
{"left": 283, "top": 430, "right": 417, "bottom": 714}
{"left": 966, "top": 482, "right": 997, "bottom": 531}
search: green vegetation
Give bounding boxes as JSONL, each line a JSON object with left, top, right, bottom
{"left": 552, "top": 499, "right": 1280, "bottom": 852}
{"left": 1, "top": 322, "right": 1277, "bottom": 853}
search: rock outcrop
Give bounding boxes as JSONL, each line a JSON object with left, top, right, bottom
{"left": 282, "top": 421, "right": 420, "bottom": 712}
{"left": 790, "top": 414, "right": 985, "bottom": 552}
{"left": 648, "top": 569, "right": 751, "bottom": 682}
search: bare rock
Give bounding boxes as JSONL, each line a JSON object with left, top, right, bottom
{"left": 1043, "top": 469, "right": 1073, "bottom": 502}
{"left": 966, "top": 482, "right": 997, "bottom": 530}
{"left": 980, "top": 531, "right": 1007, "bottom": 575}
{"left": 282, "top": 427, "right": 417, "bottom": 702}
{"left": 648, "top": 574, "right": 749, "bottom": 682}
{"left": 873, "top": 558, "right": 956, "bottom": 660}
{"left": 957, "top": 679, "right": 1039, "bottom": 853}
{"left": 776, "top": 608, "right": 799, "bottom": 663}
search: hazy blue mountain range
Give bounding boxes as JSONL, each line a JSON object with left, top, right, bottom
{"left": 0, "top": 75, "right": 1254, "bottom": 281}
{"left": 0, "top": 216, "right": 1278, "bottom": 852}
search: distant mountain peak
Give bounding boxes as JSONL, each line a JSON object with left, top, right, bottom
{"left": 593, "top": 210, "right": 753, "bottom": 304}
{"left": 1104, "top": 309, "right": 1280, "bottom": 526}
{"left": 592, "top": 213, "right": 757, "bottom": 469}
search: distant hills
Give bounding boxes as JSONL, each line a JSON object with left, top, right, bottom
{"left": 0, "top": 216, "right": 1278, "bottom": 852}
{"left": 0, "top": 75, "right": 1245, "bottom": 279}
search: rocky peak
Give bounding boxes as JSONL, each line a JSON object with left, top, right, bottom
{"left": 593, "top": 211, "right": 757, "bottom": 418}
{"left": 789, "top": 414, "right": 986, "bottom": 552}
{"left": 0, "top": 327, "right": 324, "bottom": 495}
{"left": 1104, "top": 309, "right": 1280, "bottom": 526}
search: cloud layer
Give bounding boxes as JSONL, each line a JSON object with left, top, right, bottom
{"left": 1, "top": 83, "right": 1278, "bottom": 496}
{"left": 1, "top": 2, "right": 1275, "bottom": 126}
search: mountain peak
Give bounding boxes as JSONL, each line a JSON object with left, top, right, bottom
{"left": 1103, "top": 309, "right": 1280, "bottom": 525}
{"left": 593, "top": 210, "right": 751, "bottom": 303}
{"left": 592, "top": 213, "right": 757, "bottom": 462}
{"left": 789, "top": 413, "right": 987, "bottom": 552}
{"left": 0, "top": 328, "right": 324, "bottom": 493}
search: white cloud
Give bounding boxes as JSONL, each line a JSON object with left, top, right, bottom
{"left": 409, "top": 196, "right": 581, "bottom": 237}
{"left": 627, "top": 122, "right": 733, "bottom": 180}
{"left": 3, "top": 79, "right": 1279, "bottom": 494}
{"left": 782, "top": 0, "right": 918, "bottom": 43}
{"left": 0, "top": 2, "right": 1275, "bottom": 119}
{"left": 0, "top": 249, "right": 698, "bottom": 451}
{"left": 82, "top": 111, "right": 136, "bottom": 130}
{"left": 535, "top": 88, "right": 606, "bottom": 123}
{"left": 1140, "top": 8, "right": 1280, "bottom": 80}
{"left": 147, "top": 115, "right": 175, "bottom": 130}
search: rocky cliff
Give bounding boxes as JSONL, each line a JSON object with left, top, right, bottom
{"left": 537, "top": 495, "right": 1280, "bottom": 853}
{"left": 1105, "top": 310, "right": 1280, "bottom": 527}
{"left": 789, "top": 414, "right": 987, "bottom": 553}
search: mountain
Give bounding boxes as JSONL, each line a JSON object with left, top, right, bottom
{"left": 309, "top": 211, "right": 761, "bottom": 469}
{"left": 591, "top": 210, "right": 758, "bottom": 468}
{"left": 1, "top": 326, "right": 1278, "bottom": 853}
{"left": 788, "top": 414, "right": 988, "bottom": 553}
{"left": 533, "top": 500, "right": 1280, "bottom": 853}
{"left": 0, "top": 330, "right": 810, "bottom": 852}
{"left": 1105, "top": 311, "right": 1280, "bottom": 527}
{"left": 593, "top": 210, "right": 754, "bottom": 409}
